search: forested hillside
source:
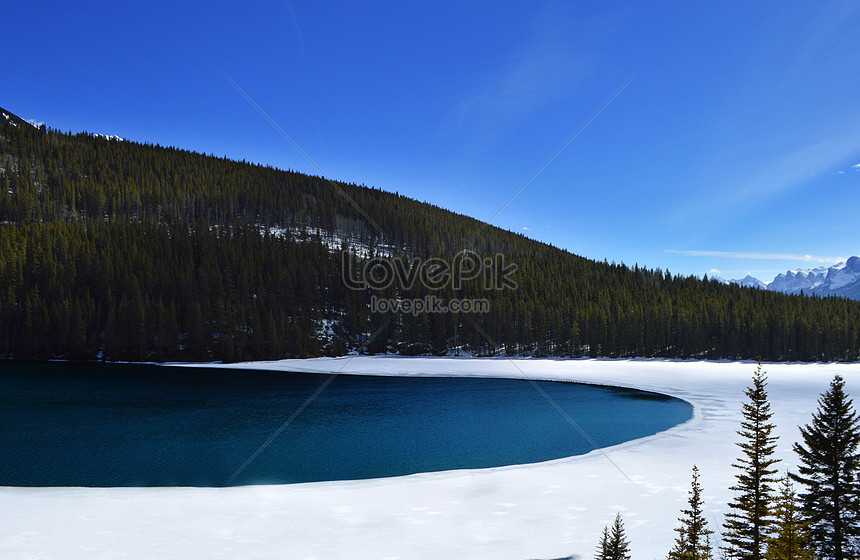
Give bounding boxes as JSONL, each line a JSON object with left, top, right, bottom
{"left": 2, "top": 107, "right": 859, "bottom": 362}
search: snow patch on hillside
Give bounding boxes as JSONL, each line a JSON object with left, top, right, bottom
{"left": 262, "top": 224, "right": 399, "bottom": 257}
{"left": 94, "top": 133, "right": 125, "bottom": 141}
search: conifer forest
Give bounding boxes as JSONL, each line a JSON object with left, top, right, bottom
{"left": 2, "top": 109, "right": 860, "bottom": 363}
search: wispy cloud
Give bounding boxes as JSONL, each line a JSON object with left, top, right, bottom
{"left": 667, "top": 249, "right": 844, "bottom": 263}
{"left": 286, "top": 2, "right": 305, "bottom": 52}
{"left": 667, "top": 105, "right": 860, "bottom": 245}
{"left": 440, "top": 5, "right": 595, "bottom": 138}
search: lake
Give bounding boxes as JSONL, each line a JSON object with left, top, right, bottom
{"left": 0, "top": 363, "right": 692, "bottom": 486}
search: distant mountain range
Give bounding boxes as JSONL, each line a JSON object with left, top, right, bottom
{"left": 713, "top": 257, "right": 860, "bottom": 300}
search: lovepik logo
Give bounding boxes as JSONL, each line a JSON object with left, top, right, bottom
{"left": 342, "top": 250, "right": 517, "bottom": 292}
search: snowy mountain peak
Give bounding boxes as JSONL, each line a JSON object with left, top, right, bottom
{"left": 713, "top": 274, "right": 767, "bottom": 290}
{"left": 715, "top": 257, "right": 860, "bottom": 300}
{"left": 735, "top": 275, "right": 768, "bottom": 289}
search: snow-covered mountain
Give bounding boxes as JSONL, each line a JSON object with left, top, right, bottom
{"left": 714, "top": 256, "right": 860, "bottom": 300}
{"left": 711, "top": 274, "right": 768, "bottom": 289}
{"left": 769, "top": 264, "right": 831, "bottom": 295}
{"left": 735, "top": 274, "right": 768, "bottom": 290}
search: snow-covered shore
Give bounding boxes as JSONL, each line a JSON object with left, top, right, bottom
{"left": 3, "top": 357, "right": 858, "bottom": 559}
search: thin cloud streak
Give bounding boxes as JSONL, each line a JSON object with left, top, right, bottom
{"left": 667, "top": 249, "right": 845, "bottom": 263}
{"left": 668, "top": 111, "right": 860, "bottom": 238}
{"left": 439, "top": 5, "right": 598, "bottom": 139}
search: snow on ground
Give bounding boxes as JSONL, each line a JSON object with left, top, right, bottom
{"left": 3, "top": 357, "right": 859, "bottom": 559}
{"left": 262, "top": 225, "right": 399, "bottom": 257}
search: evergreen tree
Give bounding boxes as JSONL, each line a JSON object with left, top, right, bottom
{"left": 596, "top": 512, "right": 631, "bottom": 560}
{"left": 668, "top": 465, "right": 714, "bottom": 560}
{"left": 790, "top": 374, "right": 860, "bottom": 560}
{"left": 596, "top": 525, "right": 612, "bottom": 560}
{"left": 765, "top": 475, "right": 813, "bottom": 560}
{"left": 722, "top": 364, "right": 780, "bottom": 560}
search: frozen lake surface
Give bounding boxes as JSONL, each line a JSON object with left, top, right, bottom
{"left": 0, "top": 362, "right": 690, "bottom": 486}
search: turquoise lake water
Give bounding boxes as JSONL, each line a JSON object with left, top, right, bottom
{"left": 0, "top": 363, "right": 691, "bottom": 486}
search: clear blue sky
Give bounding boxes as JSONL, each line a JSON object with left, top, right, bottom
{"left": 4, "top": 1, "right": 860, "bottom": 281}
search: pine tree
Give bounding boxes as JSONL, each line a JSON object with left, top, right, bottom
{"left": 668, "top": 465, "right": 714, "bottom": 560}
{"left": 722, "top": 364, "right": 780, "bottom": 560}
{"left": 597, "top": 525, "right": 612, "bottom": 560}
{"left": 596, "top": 512, "right": 631, "bottom": 560}
{"left": 790, "top": 374, "right": 860, "bottom": 560}
{"left": 765, "top": 475, "right": 812, "bottom": 560}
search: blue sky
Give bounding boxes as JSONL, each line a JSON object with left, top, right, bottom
{"left": 4, "top": 1, "right": 860, "bottom": 281}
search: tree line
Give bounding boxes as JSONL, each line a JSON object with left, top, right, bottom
{"left": 595, "top": 366, "right": 860, "bottom": 560}
{"left": 2, "top": 109, "right": 860, "bottom": 362}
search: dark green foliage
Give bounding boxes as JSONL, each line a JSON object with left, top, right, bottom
{"left": 2, "top": 109, "right": 860, "bottom": 361}
{"left": 0, "top": 220, "right": 341, "bottom": 361}
{"left": 596, "top": 512, "right": 631, "bottom": 560}
{"left": 790, "top": 375, "right": 860, "bottom": 560}
{"left": 597, "top": 526, "right": 612, "bottom": 560}
{"left": 766, "top": 475, "right": 813, "bottom": 560}
{"left": 668, "top": 465, "right": 714, "bottom": 560}
{"left": 722, "top": 364, "right": 781, "bottom": 560}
